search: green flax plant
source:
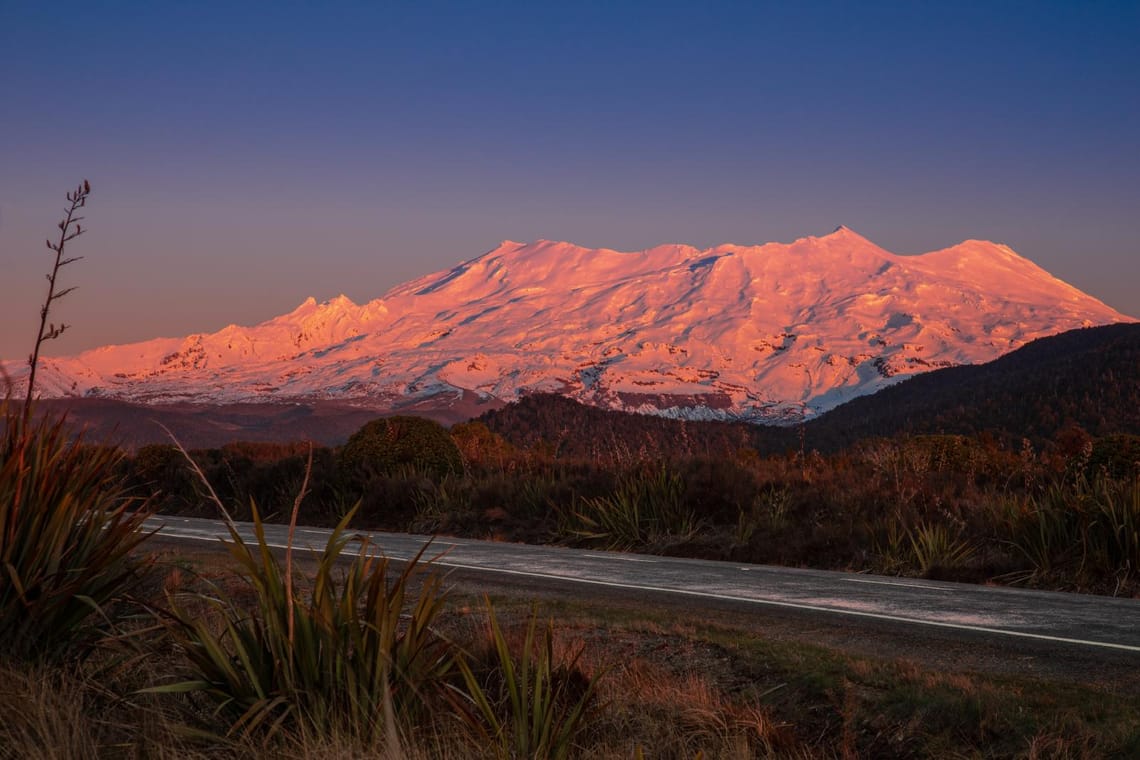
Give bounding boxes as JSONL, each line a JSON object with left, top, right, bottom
{"left": 450, "top": 600, "right": 603, "bottom": 760}
{"left": 1008, "top": 474, "right": 1140, "bottom": 587}
{"left": 572, "top": 466, "right": 697, "bottom": 549}
{"left": 1003, "top": 482, "right": 1088, "bottom": 583}
{"left": 1087, "top": 475, "right": 1140, "bottom": 583}
{"left": 0, "top": 408, "right": 153, "bottom": 661}
{"left": 148, "top": 438, "right": 455, "bottom": 746}
{"left": 906, "top": 522, "right": 976, "bottom": 577}
{"left": 152, "top": 498, "right": 454, "bottom": 745}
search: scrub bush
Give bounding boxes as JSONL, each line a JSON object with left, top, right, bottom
{"left": 339, "top": 416, "right": 463, "bottom": 482}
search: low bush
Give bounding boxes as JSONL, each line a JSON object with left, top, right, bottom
{"left": 339, "top": 416, "right": 463, "bottom": 483}
{"left": 1086, "top": 434, "right": 1140, "bottom": 480}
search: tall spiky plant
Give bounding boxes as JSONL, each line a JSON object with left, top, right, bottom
{"left": 0, "top": 416, "right": 153, "bottom": 660}
{"left": 146, "top": 434, "right": 452, "bottom": 745}
{"left": 151, "top": 502, "right": 454, "bottom": 746}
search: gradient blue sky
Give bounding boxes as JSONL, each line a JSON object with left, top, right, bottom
{"left": 2, "top": 0, "right": 1138, "bottom": 359}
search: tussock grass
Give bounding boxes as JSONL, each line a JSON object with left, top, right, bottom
{"left": 600, "top": 658, "right": 790, "bottom": 757}
{"left": 0, "top": 657, "right": 222, "bottom": 760}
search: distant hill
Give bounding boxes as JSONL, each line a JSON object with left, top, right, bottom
{"left": 476, "top": 392, "right": 775, "bottom": 460}
{"left": 801, "top": 322, "right": 1140, "bottom": 450}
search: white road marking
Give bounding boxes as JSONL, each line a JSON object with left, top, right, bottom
{"left": 582, "top": 553, "right": 658, "bottom": 563}
{"left": 842, "top": 578, "right": 954, "bottom": 592}
{"left": 418, "top": 559, "right": 1140, "bottom": 653}
{"left": 149, "top": 526, "right": 1140, "bottom": 654}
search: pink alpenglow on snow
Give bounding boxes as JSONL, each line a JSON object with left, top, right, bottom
{"left": 8, "top": 227, "right": 1134, "bottom": 423}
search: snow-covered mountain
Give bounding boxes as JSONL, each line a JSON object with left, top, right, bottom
{"left": 10, "top": 227, "right": 1134, "bottom": 423}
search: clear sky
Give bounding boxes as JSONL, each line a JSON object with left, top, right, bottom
{"left": 2, "top": 0, "right": 1138, "bottom": 359}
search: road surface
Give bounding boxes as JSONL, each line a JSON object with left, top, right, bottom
{"left": 143, "top": 515, "right": 1140, "bottom": 657}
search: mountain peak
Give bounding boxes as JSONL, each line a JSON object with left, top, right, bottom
{"left": 821, "top": 224, "right": 873, "bottom": 244}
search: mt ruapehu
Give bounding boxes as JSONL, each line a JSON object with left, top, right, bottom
{"left": 10, "top": 226, "right": 1132, "bottom": 423}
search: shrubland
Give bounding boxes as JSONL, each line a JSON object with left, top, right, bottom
{"left": 11, "top": 392, "right": 1135, "bottom": 755}
{"left": 133, "top": 416, "right": 1140, "bottom": 597}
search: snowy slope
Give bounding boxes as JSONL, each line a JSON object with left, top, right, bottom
{"left": 9, "top": 227, "right": 1133, "bottom": 423}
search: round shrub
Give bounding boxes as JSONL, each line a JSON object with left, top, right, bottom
{"left": 339, "top": 416, "right": 463, "bottom": 482}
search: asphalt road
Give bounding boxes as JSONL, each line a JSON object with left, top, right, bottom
{"left": 143, "top": 515, "right": 1140, "bottom": 657}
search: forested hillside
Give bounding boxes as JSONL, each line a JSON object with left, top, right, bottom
{"left": 479, "top": 324, "right": 1140, "bottom": 456}
{"left": 477, "top": 393, "right": 783, "bottom": 459}
{"left": 805, "top": 322, "right": 1140, "bottom": 450}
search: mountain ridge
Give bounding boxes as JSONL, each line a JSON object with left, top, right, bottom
{"left": 26, "top": 323, "right": 1139, "bottom": 450}
{"left": 8, "top": 227, "right": 1132, "bottom": 423}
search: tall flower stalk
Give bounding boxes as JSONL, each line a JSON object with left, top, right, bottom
{"left": 24, "top": 179, "right": 90, "bottom": 424}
